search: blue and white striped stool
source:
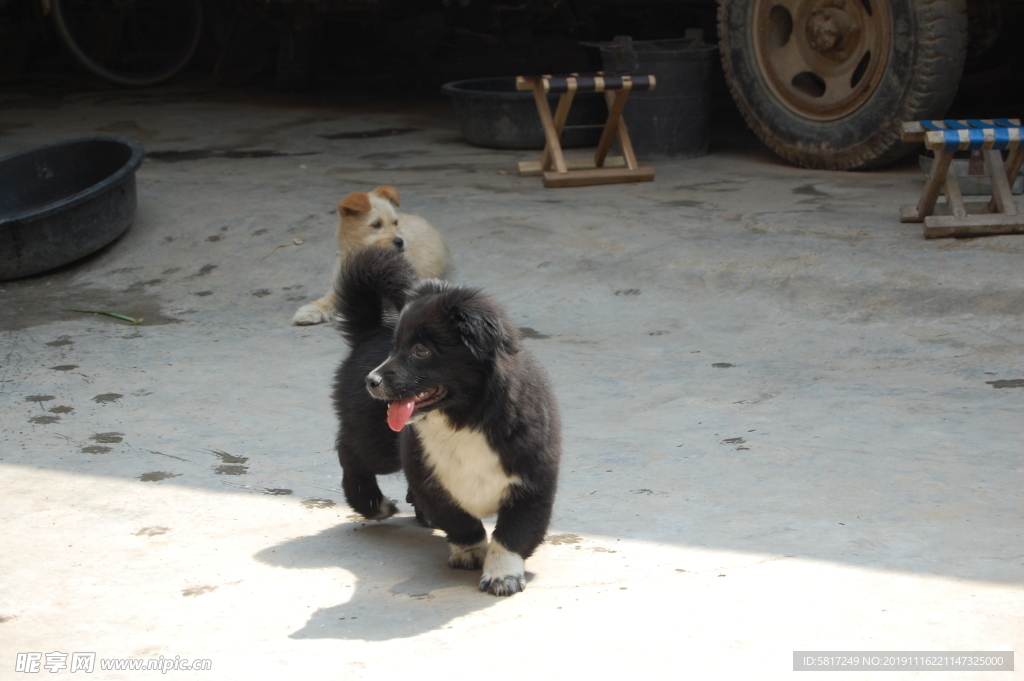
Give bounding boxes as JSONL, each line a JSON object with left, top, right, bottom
{"left": 515, "top": 73, "right": 656, "bottom": 188}
{"left": 901, "top": 118, "right": 1024, "bottom": 237}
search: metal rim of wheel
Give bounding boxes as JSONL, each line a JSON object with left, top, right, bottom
{"left": 51, "top": 0, "right": 203, "bottom": 87}
{"left": 752, "top": 0, "right": 891, "bottom": 121}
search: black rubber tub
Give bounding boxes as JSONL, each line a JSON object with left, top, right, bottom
{"left": 0, "top": 136, "right": 145, "bottom": 281}
{"left": 598, "top": 35, "right": 717, "bottom": 159}
{"left": 442, "top": 77, "right": 608, "bottom": 150}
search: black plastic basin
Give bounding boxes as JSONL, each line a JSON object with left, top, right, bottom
{"left": 0, "top": 136, "right": 145, "bottom": 280}
{"left": 442, "top": 77, "right": 608, "bottom": 150}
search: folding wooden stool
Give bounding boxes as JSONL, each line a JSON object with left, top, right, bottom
{"left": 516, "top": 73, "right": 656, "bottom": 188}
{"left": 901, "top": 118, "right": 1024, "bottom": 237}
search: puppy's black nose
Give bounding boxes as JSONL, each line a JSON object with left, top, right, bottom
{"left": 392, "top": 237, "right": 404, "bottom": 251}
{"left": 365, "top": 372, "right": 383, "bottom": 388}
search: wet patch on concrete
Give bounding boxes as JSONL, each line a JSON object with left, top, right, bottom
{"left": 630, "top": 489, "right": 653, "bottom": 494}
{"left": 140, "top": 471, "right": 181, "bottom": 482}
{"left": 358, "top": 150, "right": 431, "bottom": 161}
{"left": 722, "top": 437, "right": 746, "bottom": 445}
{"left": 263, "top": 488, "right": 293, "bottom": 495}
{"left": 189, "top": 264, "right": 217, "bottom": 278}
{"left": 46, "top": 336, "right": 74, "bottom": 347}
{"left": 793, "top": 183, "right": 830, "bottom": 197}
{"left": 673, "top": 179, "right": 745, "bottom": 192}
{"left": 148, "top": 149, "right": 320, "bottom": 162}
{"left": 301, "top": 498, "right": 336, "bottom": 509}
{"left": 49, "top": 406, "right": 74, "bottom": 414}
{"left": 519, "top": 327, "right": 551, "bottom": 339}
{"left": 0, "top": 270, "right": 179, "bottom": 331}
{"left": 193, "top": 291, "right": 213, "bottom": 297}
{"left": 135, "top": 526, "right": 169, "bottom": 536}
{"left": 712, "top": 363, "right": 735, "bottom": 368}
{"left": 25, "top": 395, "right": 55, "bottom": 403}
{"left": 661, "top": 199, "right": 709, "bottom": 208}
{"left": 81, "top": 445, "right": 112, "bottom": 454}
{"left": 251, "top": 289, "right": 272, "bottom": 298}
{"left": 123, "top": 279, "right": 163, "bottom": 292}
{"left": 92, "top": 393, "right": 123, "bottom": 404}
{"left": 91, "top": 432, "right": 124, "bottom": 444}
{"left": 211, "top": 450, "right": 247, "bottom": 464}
{"left": 29, "top": 415, "right": 59, "bottom": 424}
{"left": 182, "top": 585, "right": 217, "bottom": 597}
{"left": 648, "top": 330, "right": 669, "bottom": 336}
{"left": 321, "top": 127, "right": 419, "bottom": 140}
{"left": 51, "top": 364, "right": 79, "bottom": 371}
{"left": 211, "top": 450, "right": 249, "bottom": 475}
{"left": 546, "top": 533, "right": 581, "bottom": 545}
{"left": 986, "top": 379, "right": 1024, "bottom": 388}
{"left": 614, "top": 288, "right": 641, "bottom": 296}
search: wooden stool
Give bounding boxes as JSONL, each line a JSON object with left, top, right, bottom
{"left": 901, "top": 118, "right": 1024, "bottom": 237}
{"left": 516, "top": 73, "right": 656, "bottom": 188}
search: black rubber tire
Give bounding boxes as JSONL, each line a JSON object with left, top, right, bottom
{"left": 718, "top": 0, "right": 968, "bottom": 170}
{"left": 51, "top": 0, "right": 202, "bottom": 87}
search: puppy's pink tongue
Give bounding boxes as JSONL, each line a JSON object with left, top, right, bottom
{"left": 387, "top": 399, "right": 416, "bottom": 432}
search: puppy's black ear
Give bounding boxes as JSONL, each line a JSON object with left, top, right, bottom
{"left": 451, "top": 295, "right": 515, "bottom": 361}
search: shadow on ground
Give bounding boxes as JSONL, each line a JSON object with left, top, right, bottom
{"left": 254, "top": 517, "right": 525, "bottom": 640}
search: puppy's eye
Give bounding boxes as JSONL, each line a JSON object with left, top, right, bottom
{"left": 393, "top": 220, "right": 399, "bottom": 226}
{"left": 371, "top": 220, "right": 383, "bottom": 230}
{"left": 411, "top": 344, "right": 431, "bottom": 359}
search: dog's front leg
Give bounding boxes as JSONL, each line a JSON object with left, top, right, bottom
{"left": 427, "top": 501, "right": 488, "bottom": 570}
{"left": 292, "top": 292, "right": 337, "bottom": 325}
{"left": 483, "top": 492, "right": 554, "bottom": 596}
{"left": 293, "top": 254, "right": 343, "bottom": 325}
{"left": 340, "top": 468, "right": 397, "bottom": 520}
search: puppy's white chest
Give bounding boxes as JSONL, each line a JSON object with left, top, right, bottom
{"left": 415, "top": 412, "right": 519, "bottom": 519}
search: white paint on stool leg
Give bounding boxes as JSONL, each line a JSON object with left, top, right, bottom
{"left": 480, "top": 541, "right": 526, "bottom": 596}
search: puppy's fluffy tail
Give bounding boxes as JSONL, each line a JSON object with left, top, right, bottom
{"left": 333, "top": 247, "right": 416, "bottom": 345}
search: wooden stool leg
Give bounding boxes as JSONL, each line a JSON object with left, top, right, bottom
{"left": 604, "top": 90, "right": 639, "bottom": 170}
{"left": 531, "top": 85, "right": 568, "bottom": 174}
{"left": 594, "top": 87, "right": 630, "bottom": 168}
{"left": 985, "top": 149, "right": 1018, "bottom": 215}
{"left": 541, "top": 90, "right": 576, "bottom": 172}
{"left": 944, "top": 170, "right": 967, "bottom": 219}
{"left": 1004, "top": 147, "right": 1024, "bottom": 188}
{"left": 916, "top": 152, "right": 955, "bottom": 219}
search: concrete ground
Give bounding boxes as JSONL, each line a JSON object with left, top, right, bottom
{"left": 1, "top": 79, "right": 1022, "bottom": 680}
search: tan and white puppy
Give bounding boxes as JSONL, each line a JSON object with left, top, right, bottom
{"left": 292, "top": 185, "right": 448, "bottom": 325}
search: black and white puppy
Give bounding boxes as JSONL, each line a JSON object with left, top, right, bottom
{"left": 336, "top": 247, "right": 561, "bottom": 596}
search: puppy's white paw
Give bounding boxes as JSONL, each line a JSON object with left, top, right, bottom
{"left": 479, "top": 541, "right": 526, "bottom": 596}
{"left": 366, "top": 498, "right": 398, "bottom": 521}
{"left": 292, "top": 303, "right": 331, "bottom": 326}
{"left": 448, "top": 538, "right": 488, "bottom": 570}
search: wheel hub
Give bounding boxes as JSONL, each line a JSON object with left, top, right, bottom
{"left": 753, "top": 0, "right": 891, "bottom": 120}
{"left": 805, "top": 5, "right": 861, "bottom": 59}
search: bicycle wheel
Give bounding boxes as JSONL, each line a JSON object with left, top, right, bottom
{"left": 51, "top": 0, "right": 203, "bottom": 86}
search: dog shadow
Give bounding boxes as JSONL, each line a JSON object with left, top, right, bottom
{"left": 254, "top": 516, "right": 527, "bottom": 640}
